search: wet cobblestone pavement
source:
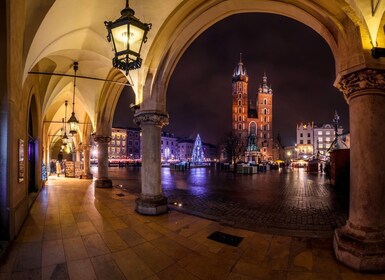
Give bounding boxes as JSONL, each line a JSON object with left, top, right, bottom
{"left": 108, "top": 167, "right": 349, "bottom": 238}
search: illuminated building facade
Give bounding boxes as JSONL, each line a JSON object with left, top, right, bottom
{"left": 109, "top": 128, "right": 127, "bottom": 159}
{"left": 232, "top": 56, "right": 275, "bottom": 162}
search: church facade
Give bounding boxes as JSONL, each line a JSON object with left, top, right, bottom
{"left": 231, "top": 56, "right": 275, "bottom": 162}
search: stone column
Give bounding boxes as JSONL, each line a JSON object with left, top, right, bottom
{"left": 93, "top": 135, "right": 112, "bottom": 188}
{"left": 76, "top": 148, "right": 81, "bottom": 162}
{"left": 81, "top": 144, "right": 93, "bottom": 179}
{"left": 133, "top": 110, "right": 169, "bottom": 215}
{"left": 334, "top": 69, "right": 385, "bottom": 272}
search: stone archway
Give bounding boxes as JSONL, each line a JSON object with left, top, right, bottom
{"left": 135, "top": 0, "right": 385, "bottom": 272}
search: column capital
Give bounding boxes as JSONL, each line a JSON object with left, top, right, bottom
{"left": 338, "top": 68, "right": 385, "bottom": 100}
{"left": 92, "top": 135, "right": 111, "bottom": 143}
{"left": 133, "top": 110, "right": 169, "bottom": 128}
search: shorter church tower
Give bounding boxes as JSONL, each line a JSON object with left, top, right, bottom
{"left": 256, "top": 73, "right": 274, "bottom": 160}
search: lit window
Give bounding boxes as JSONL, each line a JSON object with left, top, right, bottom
{"left": 318, "top": 131, "right": 322, "bottom": 135}
{"left": 326, "top": 137, "right": 331, "bottom": 142}
{"left": 318, "top": 137, "right": 323, "bottom": 142}
{"left": 326, "top": 131, "right": 331, "bottom": 135}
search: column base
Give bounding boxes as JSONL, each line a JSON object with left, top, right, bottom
{"left": 334, "top": 222, "right": 385, "bottom": 272}
{"left": 94, "top": 178, "right": 112, "bottom": 188}
{"left": 80, "top": 173, "right": 93, "bottom": 179}
{"left": 135, "top": 194, "right": 168, "bottom": 216}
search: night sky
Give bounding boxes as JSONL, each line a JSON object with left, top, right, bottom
{"left": 114, "top": 13, "right": 349, "bottom": 147}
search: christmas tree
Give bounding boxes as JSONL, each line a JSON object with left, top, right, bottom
{"left": 192, "top": 134, "right": 205, "bottom": 163}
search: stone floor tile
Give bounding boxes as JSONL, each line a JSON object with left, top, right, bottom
{"left": 232, "top": 259, "right": 286, "bottom": 280}
{"left": 288, "top": 237, "right": 314, "bottom": 272}
{"left": 45, "top": 213, "right": 60, "bottom": 225}
{"left": 62, "top": 236, "right": 88, "bottom": 261}
{"left": 41, "top": 262, "right": 69, "bottom": 280}
{"left": 67, "top": 258, "right": 96, "bottom": 280}
{"left": 105, "top": 216, "right": 128, "bottom": 230}
{"left": 42, "top": 240, "right": 65, "bottom": 267}
{"left": 133, "top": 223, "right": 164, "bottom": 241}
{"left": 226, "top": 272, "right": 257, "bottom": 279}
{"left": 156, "top": 263, "right": 199, "bottom": 280}
{"left": 0, "top": 243, "right": 18, "bottom": 272}
{"left": 12, "top": 242, "right": 42, "bottom": 272}
{"left": 112, "top": 248, "right": 155, "bottom": 279}
{"left": 165, "top": 232, "right": 201, "bottom": 251}
{"left": 100, "top": 230, "right": 129, "bottom": 252}
{"left": 77, "top": 221, "right": 98, "bottom": 236}
{"left": 145, "top": 221, "right": 172, "bottom": 235}
{"left": 22, "top": 226, "right": 44, "bottom": 242}
{"left": 82, "top": 233, "right": 110, "bottom": 257}
{"left": 287, "top": 271, "right": 343, "bottom": 280}
{"left": 91, "top": 254, "right": 125, "bottom": 280}
{"left": 0, "top": 272, "right": 11, "bottom": 279}
{"left": 43, "top": 224, "right": 62, "bottom": 241}
{"left": 61, "top": 223, "right": 80, "bottom": 239}
{"left": 59, "top": 213, "right": 76, "bottom": 224}
{"left": 178, "top": 252, "right": 231, "bottom": 280}
{"left": 132, "top": 242, "right": 175, "bottom": 273}
{"left": 10, "top": 268, "right": 42, "bottom": 280}
{"left": 340, "top": 272, "right": 385, "bottom": 279}
{"left": 150, "top": 236, "right": 192, "bottom": 261}
{"left": 313, "top": 247, "right": 340, "bottom": 273}
{"left": 116, "top": 227, "right": 146, "bottom": 247}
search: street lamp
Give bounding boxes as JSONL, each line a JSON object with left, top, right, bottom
{"left": 68, "top": 62, "right": 79, "bottom": 135}
{"left": 104, "top": 0, "right": 151, "bottom": 74}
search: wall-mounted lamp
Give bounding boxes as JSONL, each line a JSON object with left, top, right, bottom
{"left": 372, "top": 47, "right": 385, "bottom": 58}
{"left": 104, "top": 0, "right": 151, "bottom": 74}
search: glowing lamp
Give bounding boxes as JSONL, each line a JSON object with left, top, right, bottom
{"left": 104, "top": 0, "right": 151, "bottom": 74}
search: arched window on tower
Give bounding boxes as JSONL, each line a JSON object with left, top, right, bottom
{"left": 238, "top": 116, "right": 242, "bottom": 121}
{"left": 239, "top": 94, "right": 242, "bottom": 99}
{"left": 238, "top": 100, "right": 241, "bottom": 106}
{"left": 263, "top": 108, "right": 267, "bottom": 115}
{"left": 238, "top": 124, "right": 242, "bottom": 130}
{"left": 238, "top": 108, "right": 242, "bottom": 113}
{"left": 263, "top": 98, "right": 267, "bottom": 105}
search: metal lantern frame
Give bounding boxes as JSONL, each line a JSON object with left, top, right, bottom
{"left": 68, "top": 62, "right": 79, "bottom": 135}
{"left": 104, "top": 0, "right": 151, "bottom": 73}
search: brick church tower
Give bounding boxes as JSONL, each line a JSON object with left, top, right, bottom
{"left": 231, "top": 55, "right": 275, "bottom": 162}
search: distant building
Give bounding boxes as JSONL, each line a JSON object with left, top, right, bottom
{"left": 126, "top": 128, "right": 141, "bottom": 160}
{"left": 296, "top": 122, "right": 314, "bottom": 159}
{"left": 313, "top": 123, "right": 343, "bottom": 158}
{"left": 109, "top": 128, "right": 127, "bottom": 159}
{"left": 296, "top": 122, "right": 344, "bottom": 160}
{"left": 161, "top": 132, "right": 178, "bottom": 161}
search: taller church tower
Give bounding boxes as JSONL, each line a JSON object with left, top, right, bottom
{"left": 231, "top": 54, "right": 249, "bottom": 141}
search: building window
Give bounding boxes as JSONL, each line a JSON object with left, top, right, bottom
{"left": 307, "top": 140, "right": 311, "bottom": 144}
{"left": 318, "top": 137, "right": 323, "bottom": 142}
{"left": 318, "top": 131, "right": 322, "bottom": 135}
{"left": 300, "top": 133, "right": 303, "bottom": 137}
{"left": 326, "top": 131, "right": 331, "bottom": 135}
{"left": 238, "top": 116, "right": 242, "bottom": 121}
{"left": 128, "top": 140, "right": 132, "bottom": 146}
{"left": 300, "top": 140, "right": 303, "bottom": 144}
{"left": 117, "top": 140, "right": 120, "bottom": 146}
{"left": 239, "top": 94, "right": 241, "bottom": 98}
{"left": 263, "top": 98, "right": 267, "bottom": 105}
{"left": 122, "top": 141, "right": 126, "bottom": 146}
{"left": 318, "top": 143, "right": 323, "bottom": 148}
{"left": 238, "top": 100, "right": 241, "bottom": 106}
{"left": 326, "top": 137, "right": 331, "bottom": 142}
{"left": 263, "top": 108, "right": 267, "bottom": 115}
{"left": 307, "top": 133, "right": 311, "bottom": 137}
{"left": 238, "top": 124, "right": 242, "bottom": 130}
{"left": 238, "top": 108, "right": 242, "bottom": 113}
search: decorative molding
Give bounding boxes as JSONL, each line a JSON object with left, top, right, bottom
{"left": 92, "top": 135, "right": 111, "bottom": 143}
{"left": 133, "top": 110, "right": 169, "bottom": 127}
{"left": 338, "top": 69, "right": 385, "bottom": 99}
